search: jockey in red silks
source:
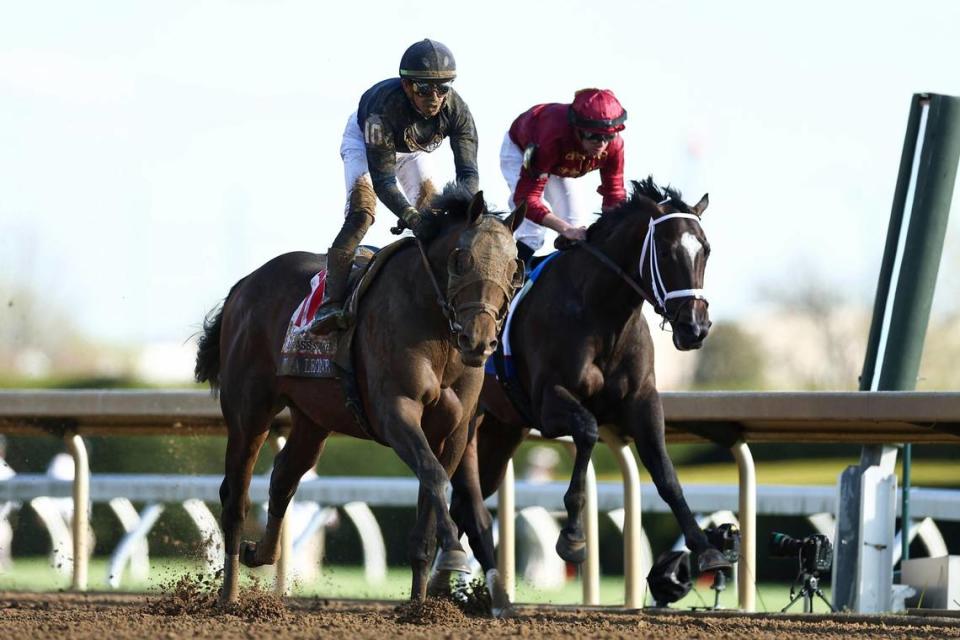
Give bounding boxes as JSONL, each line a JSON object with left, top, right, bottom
{"left": 500, "top": 88, "right": 628, "bottom": 264}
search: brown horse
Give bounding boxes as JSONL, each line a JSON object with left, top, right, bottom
{"left": 441, "top": 178, "right": 730, "bottom": 606}
{"left": 195, "top": 186, "right": 526, "bottom": 604}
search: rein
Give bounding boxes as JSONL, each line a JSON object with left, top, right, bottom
{"left": 414, "top": 237, "right": 518, "bottom": 344}
{"left": 415, "top": 238, "right": 463, "bottom": 335}
{"left": 571, "top": 210, "right": 708, "bottom": 326}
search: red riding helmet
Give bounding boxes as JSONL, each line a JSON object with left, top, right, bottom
{"left": 568, "top": 88, "right": 627, "bottom": 133}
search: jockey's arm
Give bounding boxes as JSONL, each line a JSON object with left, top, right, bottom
{"left": 597, "top": 139, "right": 627, "bottom": 211}
{"left": 448, "top": 101, "right": 480, "bottom": 195}
{"left": 365, "top": 144, "right": 416, "bottom": 220}
{"left": 540, "top": 212, "right": 586, "bottom": 240}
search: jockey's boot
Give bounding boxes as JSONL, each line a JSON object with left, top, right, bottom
{"left": 308, "top": 179, "right": 376, "bottom": 336}
{"left": 307, "top": 247, "right": 355, "bottom": 335}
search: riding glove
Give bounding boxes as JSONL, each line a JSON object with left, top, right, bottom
{"left": 401, "top": 207, "right": 440, "bottom": 241}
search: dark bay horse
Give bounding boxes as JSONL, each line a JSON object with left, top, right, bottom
{"left": 443, "top": 178, "right": 730, "bottom": 604}
{"left": 195, "top": 186, "right": 526, "bottom": 604}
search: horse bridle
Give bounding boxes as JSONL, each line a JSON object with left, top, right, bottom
{"left": 574, "top": 205, "right": 708, "bottom": 326}
{"left": 414, "top": 238, "right": 524, "bottom": 343}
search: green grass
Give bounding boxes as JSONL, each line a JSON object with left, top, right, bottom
{"left": 0, "top": 557, "right": 827, "bottom": 612}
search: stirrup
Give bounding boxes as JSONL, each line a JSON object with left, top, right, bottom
{"left": 307, "top": 304, "right": 346, "bottom": 335}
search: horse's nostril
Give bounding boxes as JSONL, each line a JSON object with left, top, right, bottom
{"left": 488, "top": 339, "right": 499, "bottom": 352}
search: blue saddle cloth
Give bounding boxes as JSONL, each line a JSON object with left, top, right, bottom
{"left": 485, "top": 252, "right": 560, "bottom": 419}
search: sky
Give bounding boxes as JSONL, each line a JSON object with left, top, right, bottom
{"left": 2, "top": 0, "right": 960, "bottom": 347}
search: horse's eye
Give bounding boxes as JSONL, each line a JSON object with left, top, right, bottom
{"left": 448, "top": 248, "right": 474, "bottom": 276}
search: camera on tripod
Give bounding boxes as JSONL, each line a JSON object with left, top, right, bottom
{"left": 769, "top": 532, "right": 832, "bottom": 574}
{"left": 768, "top": 531, "right": 835, "bottom": 613}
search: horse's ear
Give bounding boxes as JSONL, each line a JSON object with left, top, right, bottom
{"left": 691, "top": 193, "right": 709, "bottom": 216}
{"left": 504, "top": 202, "right": 527, "bottom": 232}
{"left": 467, "top": 190, "right": 485, "bottom": 226}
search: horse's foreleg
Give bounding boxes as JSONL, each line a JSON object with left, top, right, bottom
{"left": 219, "top": 410, "right": 271, "bottom": 604}
{"left": 241, "top": 409, "right": 329, "bottom": 568}
{"left": 624, "top": 390, "right": 730, "bottom": 573}
{"left": 540, "top": 385, "right": 598, "bottom": 565}
{"left": 444, "top": 411, "right": 522, "bottom": 615}
{"left": 410, "top": 487, "right": 439, "bottom": 601}
{"left": 381, "top": 397, "right": 470, "bottom": 599}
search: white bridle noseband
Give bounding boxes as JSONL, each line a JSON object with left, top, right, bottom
{"left": 638, "top": 207, "right": 708, "bottom": 312}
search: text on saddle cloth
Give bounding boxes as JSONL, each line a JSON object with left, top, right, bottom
{"left": 279, "top": 269, "right": 339, "bottom": 378}
{"left": 278, "top": 242, "right": 405, "bottom": 379}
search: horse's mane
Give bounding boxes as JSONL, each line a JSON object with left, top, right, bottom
{"left": 586, "top": 176, "right": 691, "bottom": 241}
{"left": 429, "top": 183, "right": 504, "bottom": 229}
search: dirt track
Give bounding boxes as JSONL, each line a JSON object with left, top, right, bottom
{"left": 3, "top": 590, "right": 960, "bottom": 640}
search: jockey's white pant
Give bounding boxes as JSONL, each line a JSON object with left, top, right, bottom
{"left": 500, "top": 132, "right": 592, "bottom": 252}
{"left": 340, "top": 112, "right": 435, "bottom": 217}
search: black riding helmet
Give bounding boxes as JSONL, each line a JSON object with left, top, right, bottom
{"left": 399, "top": 39, "right": 457, "bottom": 81}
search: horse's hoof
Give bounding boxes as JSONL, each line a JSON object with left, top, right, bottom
{"left": 486, "top": 569, "right": 513, "bottom": 618}
{"left": 555, "top": 531, "right": 587, "bottom": 564}
{"left": 492, "top": 604, "right": 518, "bottom": 619}
{"left": 435, "top": 549, "right": 471, "bottom": 573}
{"left": 697, "top": 548, "right": 732, "bottom": 574}
{"left": 427, "top": 569, "right": 453, "bottom": 596}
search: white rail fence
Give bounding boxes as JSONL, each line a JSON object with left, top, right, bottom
{"left": 2, "top": 474, "right": 956, "bottom": 602}
{"left": 1, "top": 390, "right": 959, "bottom": 611}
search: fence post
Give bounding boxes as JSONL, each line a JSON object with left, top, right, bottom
{"left": 601, "top": 427, "right": 644, "bottom": 608}
{"left": 731, "top": 441, "right": 756, "bottom": 612}
{"left": 497, "top": 459, "right": 516, "bottom": 601}
{"left": 65, "top": 433, "right": 89, "bottom": 591}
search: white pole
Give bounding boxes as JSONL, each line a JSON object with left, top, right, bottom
{"left": 601, "top": 428, "right": 643, "bottom": 608}
{"left": 731, "top": 440, "right": 756, "bottom": 611}
{"left": 582, "top": 459, "right": 600, "bottom": 605}
{"left": 65, "top": 433, "right": 89, "bottom": 591}
{"left": 271, "top": 435, "right": 293, "bottom": 595}
{"left": 497, "top": 459, "right": 516, "bottom": 601}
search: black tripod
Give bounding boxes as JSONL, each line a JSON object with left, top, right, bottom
{"left": 710, "top": 570, "right": 729, "bottom": 610}
{"left": 781, "top": 570, "right": 835, "bottom": 613}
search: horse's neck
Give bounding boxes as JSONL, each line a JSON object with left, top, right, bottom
{"left": 569, "top": 219, "right": 650, "bottom": 316}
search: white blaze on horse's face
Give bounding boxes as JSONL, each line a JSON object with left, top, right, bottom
{"left": 680, "top": 232, "right": 704, "bottom": 268}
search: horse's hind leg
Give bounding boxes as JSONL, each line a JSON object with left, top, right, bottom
{"left": 240, "top": 407, "right": 329, "bottom": 568}
{"left": 623, "top": 390, "right": 729, "bottom": 573}
{"left": 219, "top": 392, "right": 273, "bottom": 604}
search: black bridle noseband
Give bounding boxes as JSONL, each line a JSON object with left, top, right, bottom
{"left": 415, "top": 238, "right": 523, "bottom": 346}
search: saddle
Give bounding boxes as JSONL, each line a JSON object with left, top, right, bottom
{"left": 278, "top": 239, "right": 415, "bottom": 443}
{"left": 278, "top": 238, "right": 414, "bottom": 378}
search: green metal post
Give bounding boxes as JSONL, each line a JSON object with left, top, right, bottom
{"left": 869, "top": 94, "right": 960, "bottom": 391}
{"left": 836, "top": 93, "right": 960, "bottom": 612}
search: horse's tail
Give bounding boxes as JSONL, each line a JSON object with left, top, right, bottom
{"left": 194, "top": 276, "right": 247, "bottom": 394}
